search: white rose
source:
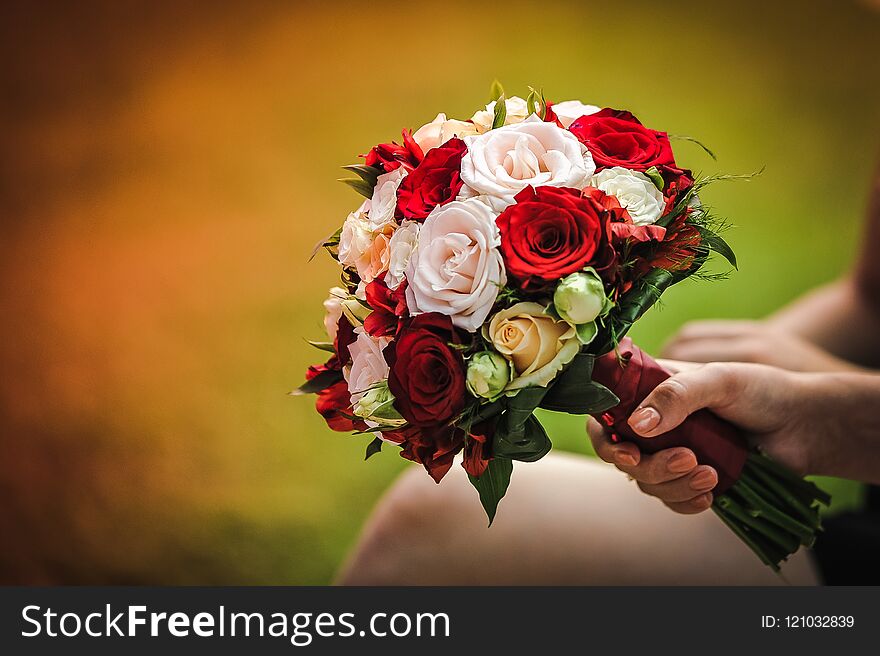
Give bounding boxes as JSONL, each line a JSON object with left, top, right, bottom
{"left": 470, "top": 96, "right": 530, "bottom": 133}
{"left": 484, "top": 302, "right": 580, "bottom": 390}
{"left": 590, "top": 166, "right": 665, "bottom": 226}
{"left": 322, "top": 287, "right": 348, "bottom": 340}
{"left": 460, "top": 117, "right": 596, "bottom": 211}
{"left": 405, "top": 198, "right": 506, "bottom": 332}
{"left": 345, "top": 327, "right": 392, "bottom": 406}
{"left": 412, "top": 113, "right": 480, "bottom": 152}
{"left": 385, "top": 220, "right": 420, "bottom": 290}
{"left": 338, "top": 200, "right": 393, "bottom": 283}
{"left": 368, "top": 167, "right": 406, "bottom": 230}
{"left": 551, "top": 99, "right": 600, "bottom": 128}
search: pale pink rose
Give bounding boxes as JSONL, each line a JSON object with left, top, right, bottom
{"left": 345, "top": 327, "right": 391, "bottom": 405}
{"left": 322, "top": 287, "right": 348, "bottom": 340}
{"left": 405, "top": 198, "right": 505, "bottom": 332}
{"left": 412, "top": 113, "right": 479, "bottom": 152}
{"left": 460, "top": 116, "right": 596, "bottom": 211}
{"left": 338, "top": 200, "right": 394, "bottom": 284}
{"left": 551, "top": 100, "right": 600, "bottom": 128}
{"left": 369, "top": 167, "right": 407, "bottom": 230}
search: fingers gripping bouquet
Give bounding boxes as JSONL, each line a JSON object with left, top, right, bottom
{"left": 298, "top": 84, "right": 830, "bottom": 570}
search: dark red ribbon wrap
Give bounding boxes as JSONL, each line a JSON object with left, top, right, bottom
{"left": 590, "top": 337, "right": 748, "bottom": 494}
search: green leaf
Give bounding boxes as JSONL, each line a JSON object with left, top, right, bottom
{"left": 504, "top": 386, "right": 548, "bottom": 426}
{"left": 699, "top": 228, "right": 738, "bottom": 269}
{"left": 575, "top": 321, "right": 598, "bottom": 345}
{"left": 493, "top": 413, "right": 551, "bottom": 462}
{"left": 308, "top": 226, "right": 342, "bottom": 262}
{"left": 290, "top": 368, "right": 343, "bottom": 396}
{"left": 594, "top": 268, "right": 674, "bottom": 354}
{"left": 468, "top": 456, "right": 513, "bottom": 526}
{"left": 644, "top": 166, "right": 665, "bottom": 190}
{"left": 526, "top": 86, "right": 546, "bottom": 119}
{"left": 306, "top": 340, "right": 336, "bottom": 353}
{"left": 492, "top": 94, "right": 507, "bottom": 129}
{"left": 489, "top": 79, "right": 505, "bottom": 102}
{"left": 339, "top": 177, "right": 374, "bottom": 199}
{"left": 364, "top": 437, "right": 383, "bottom": 460}
{"left": 540, "top": 353, "right": 620, "bottom": 415}
{"left": 342, "top": 164, "right": 381, "bottom": 187}
{"left": 541, "top": 381, "right": 619, "bottom": 415}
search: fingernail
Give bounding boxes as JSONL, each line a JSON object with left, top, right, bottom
{"left": 614, "top": 450, "right": 637, "bottom": 467}
{"left": 690, "top": 469, "right": 717, "bottom": 491}
{"left": 629, "top": 407, "right": 660, "bottom": 434}
{"left": 667, "top": 451, "right": 697, "bottom": 473}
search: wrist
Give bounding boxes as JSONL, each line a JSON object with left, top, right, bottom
{"left": 792, "top": 372, "right": 845, "bottom": 477}
{"left": 797, "top": 371, "right": 880, "bottom": 481}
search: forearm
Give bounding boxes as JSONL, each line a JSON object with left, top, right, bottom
{"left": 767, "top": 277, "right": 880, "bottom": 367}
{"left": 804, "top": 371, "right": 880, "bottom": 484}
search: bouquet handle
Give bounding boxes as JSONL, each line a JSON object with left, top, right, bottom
{"left": 590, "top": 338, "right": 830, "bottom": 570}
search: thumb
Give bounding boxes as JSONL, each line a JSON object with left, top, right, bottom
{"left": 627, "top": 363, "right": 741, "bottom": 437}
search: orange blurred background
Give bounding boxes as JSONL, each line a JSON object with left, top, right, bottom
{"left": 1, "top": 0, "right": 878, "bottom": 584}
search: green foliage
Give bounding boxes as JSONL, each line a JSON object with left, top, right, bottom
{"left": 293, "top": 368, "right": 342, "bottom": 395}
{"left": 339, "top": 177, "right": 374, "bottom": 199}
{"left": 306, "top": 340, "right": 335, "bottom": 353}
{"left": 699, "top": 227, "right": 738, "bottom": 269}
{"left": 342, "top": 164, "right": 382, "bottom": 187}
{"left": 489, "top": 79, "right": 505, "bottom": 102}
{"left": 669, "top": 134, "right": 717, "bottom": 160}
{"left": 526, "top": 86, "right": 547, "bottom": 119}
{"left": 540, "top": 353, "right": 619, "bottom": 415}
{"left": 494, "top": 414, "right": 552, "bottom": 462}
{"left": 468, "top": 456, "right": 513, "bottom": 526}
{"left": 644, "top": 166, "right": 665, "bottom": 190}
{"left": 364, "top": 437, "right": 383, "bottom": 461}
{"left": 492, "top": 94, "right": 507, "bottom": 129}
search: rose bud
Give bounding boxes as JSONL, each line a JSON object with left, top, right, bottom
{"left": 352, "top": 382, "right": 405, "bottom": 426}
{"left": 553, "top": 269, "right": 612, "bottom": 326}
{"left": 466, "top": 351, "right": 512, "bottom": 400}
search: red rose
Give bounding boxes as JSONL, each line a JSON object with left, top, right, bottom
{"left": 386, "top": 313, "right": 467, "bottom": 428}
{"left": 383, "top": 424, "right": 465, "bottom": 483}
{"left": 569, "top": 108, "right": 677, "bottom": 172}
{"left": 395, "top": 138, "right": 466, "bottom": 220}
{"left": 496, "top": 186, "right": 616, "bottom": 290}
{"left": 363, "top": 277, "right": 408, "bottom": 337}
{"left": 364, "top": 129, "right": 424, "bottom": 173}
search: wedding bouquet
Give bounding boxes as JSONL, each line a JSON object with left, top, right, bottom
{"left": 298, "top": 83, "right": 830, "bottom": 570}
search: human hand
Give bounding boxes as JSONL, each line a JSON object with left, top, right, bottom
{"left": 661, "top": 320, "right": 859, "bottom": 373}
{"left": 588, "top": 360, "right": 823, "bottom": 514}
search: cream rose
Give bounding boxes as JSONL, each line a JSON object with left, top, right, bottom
{"left": 368, "top": 167, "right": 406, "bottom": 230}
{"left": 338, "top": 200, "right": 394, "bottom": 284}
{"left": 551, "top": 99, "right": 600, "bottom": 128}
{"left": 344, "top": 327, "right": 392, "bottom": 406}
{"left": 484, "top": 302, "right": 580, "bottom": 390}
{"left": 460, "top": 116, "right": 596, "bottom": 211}
{"left": 385, "top": 220, "right": 420, "bottom": 290}
{"left": 470, "top": 96, "right": 530, "bottom": 133}
{"left": 412, "top": 112, "right": 479, "bottom": 152}
{"left": 405, "top": 198, "right": 506, "bottom": 332}
{"left": 590, "top": 166, "right": 665, "bottom": 226}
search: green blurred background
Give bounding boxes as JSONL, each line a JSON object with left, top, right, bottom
{"left": 0, "top": 0, "right": 878, "bottom": 584}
